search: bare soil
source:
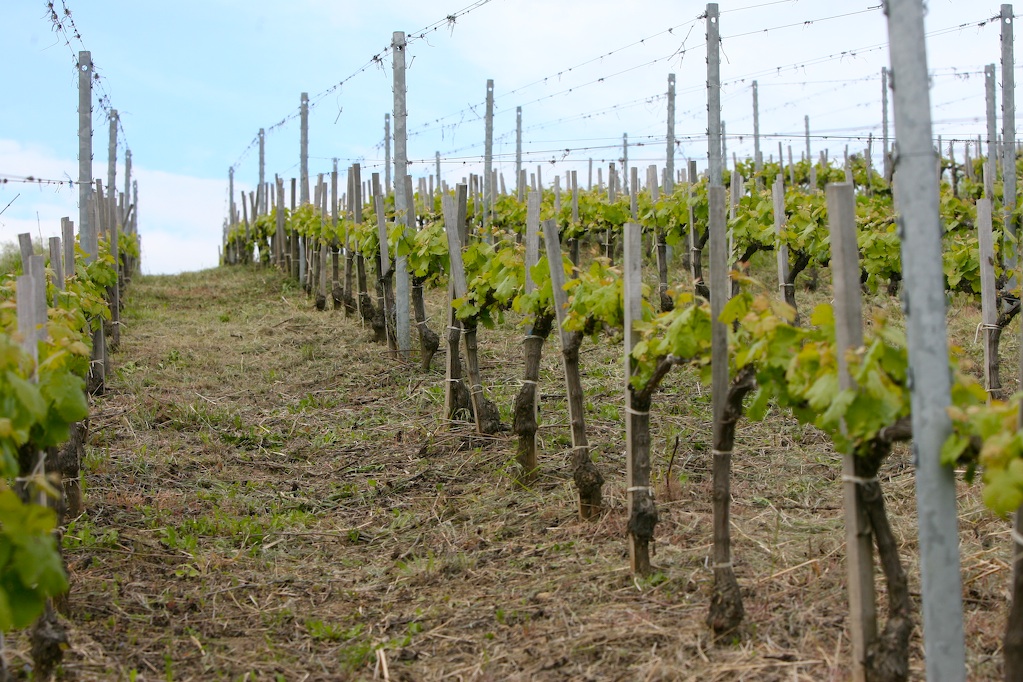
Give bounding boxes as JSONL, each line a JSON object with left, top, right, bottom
{"left": 11, "top": 264, "right": 1014, "bottom": 680}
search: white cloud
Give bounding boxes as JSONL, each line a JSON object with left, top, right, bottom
{"left": 132, "top": 167, "right": 242, "bottom": 275}
{"left": 0, "top": 139, "right": 242, "bottom": 275}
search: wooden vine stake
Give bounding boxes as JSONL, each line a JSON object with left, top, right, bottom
{"left": 650, "top": 165, "right": 673, "bottom": 313}
{"left": 442, "top": 186, "right": 473, "bottom": 425}
{"left": 406, "top": 173, "right": 440, "bottom": 370}
{"left": 605, "top": 163, "right": 617, "bottom": 262}
{"left": 342, "top": 170, "right": 356, "bottom": 316}
{"left": 773, "top": 176, "right": 795, "bottom": 316}
{"left": 16, "top": 256, "right": 52, "bottom": 504}
{"left": 286, "top": 179, "right": 295, "bottom": 278}
{"left": 351, "top": 165, "right": 383, "bottom": 342}
{"left": 373, "top": 173, "right": 398, "bottom": 353}
{"left": 87, "top": 189, "right": 106, "bottom": 394}
{"left": 976, "top": 199, "right": 1002, "bottom": 398}
{"left": 513, "top": 192, "right": 547, "bottom": 484}
{"left": 706, "top": 185, "right": 745, "bottom": 634}
{"left": 61, "top": 219, "right": 74, "bottom": 287}
{"left": 623, "top": 222, "right": 655, "bottom": 574}
{"left": 54, "top": 225, "right": 85, "bottom": 519}
{"left": 687, "top": 161, "right": 705, "bottom": 295}
{"left": 543, "top": 219, "right": 603, "bottom": 519}
{"left": 48, "top": 238, "right": 63, "bottom": 295}
{"left": 443, "top": 191, "right": 501, "bottom": 434}
{"left": 17, "top": 264, "right": 40, "bottom": 367}
{"left": 570, "top": 171, "right": 580, "bottom": 264}
{"left": 18, "top": 234, "right": 33, "bottom": 271}
{"left": 315, "top": 178, "right": 328, "bottom": 311}
{"left": 276, "top": 177, "right": 286, "bottom": 273}
{"left": 827, "top": 182, "right": 876, "bottom": 682}
{"left": 329, "top": 169, "right": 341, "bottom": 307}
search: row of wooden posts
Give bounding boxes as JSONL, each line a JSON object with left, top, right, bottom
{"left": 14, "top": 176, "right": 138, "bottom": 514}
{"left": 226, "top": 156, "right": 944, "bottom": 679}
{"left": 222, "top": 3, "right": 1008, "bottom": 675}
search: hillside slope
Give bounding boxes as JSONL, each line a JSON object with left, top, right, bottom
{"left": 22, "top": 265, "right": 1008, "bottom": 681}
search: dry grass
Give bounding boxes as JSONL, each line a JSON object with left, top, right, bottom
{"left": 9, "top": 259, "right": 1015, "bottom": 680}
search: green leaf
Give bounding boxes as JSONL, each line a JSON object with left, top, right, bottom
{"left": 941, "top": 433, "right": 971, "bottom": 467}
{"left": 803, "top": 373, "right": 839, "bottom": 412}
{"left": 719, "top": 294, "right": 750, "bottom": 325}
{"left": 983, "top": 473, "right": 1023, "bottom": 516}
{"left": 809, "top": 304, "right": 834, "bottom": 328}
{"left": 818, "top": 388, "right": 855, "bottom": 431}
{"left": 39, "top": 369, "right": 88, "bottom": 423}
{"left": 7, "top": 372, "right": 45, "bottom": 423}
{"left": 746, "top": 386, "right": 771, "bottom": 422}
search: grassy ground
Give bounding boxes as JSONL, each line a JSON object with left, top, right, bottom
{"left": 12, "top": 261, "right": 1016, "bottom": 680}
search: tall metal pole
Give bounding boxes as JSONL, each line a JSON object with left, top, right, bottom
{"left": 228, "top": 167, "right": 235, "bottom": 226}
{"left": 385, "top": 113, "right": 392, "bottom": 195}
{"left": 78, "top": 51, "right": 95, "bottom": 262}
{"left": 298, "top": 93, "right": 309, "bottom": 293}
{"left": 516, "top": 106, "right": 523, "bottom": 201}
{"left": 752, "top": 80, "right": 762, "bottom": 185}
{"left": 392, "top": 31, "right": 411, "bottom": 356}
{"left": 258, "top": 128, "right": 266, "bottom": 215}
{"left": 106, "top": 110, "right": 119, "bottom": 352}
{"left": 882, "top": 67, "right": 891, "bottom": 181}
{"left": 706, "top": 1, "right": 742, "bottom": 638}
{"left": 721, "top": 120, "right": 727, "bottom": 170}
{"left": 622, "top": 133, "right": 629, "bottom": 194}
{"left": 708, "top": 7, "right": 722, "bottom": 188}
{"left": 300, "top": 93, "right": 310, "bottom": 205}
{"left": 884, "top": 1, "right": 966, "bottom": 678}
{"left": 1004, "top": 9, "right": 1023, "bottom": 675}
{"left": 106, "top": 110, "right": 117, "bottom": 235}
{"left": 1002, "top": 4, "right": 1017, "bottom": 287}
{"left": 804, "top": 115, "right": 811, "bottom": 165}
{"left": 123, "top": 148, "right": 132, "bottom": 222}
{"left": 435, "top": 151, "right": 442, "bottom": 199}
{"left": 484, "top": 79, "right": 494, "bottom": 236}
{"left": 666, "top": 74, "right": 676, "bottom": 195}
{"left": 986, "top": 64, "right": 998, "bottom": 199}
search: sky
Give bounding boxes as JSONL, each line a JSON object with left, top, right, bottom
{"left": 0, "top": 0, "right": 1012, "bottom": 274}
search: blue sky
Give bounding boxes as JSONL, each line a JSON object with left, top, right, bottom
{"left": 0, "top": 0, "right": 1011, "bottom": 273}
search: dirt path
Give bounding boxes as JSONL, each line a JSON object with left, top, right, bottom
{"left": 18, "top": 266, "right": 1008, "bottom": 680}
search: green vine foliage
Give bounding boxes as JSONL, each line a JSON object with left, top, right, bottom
{"left": 943, "top": 393, "right": 1023, "bottom": 516}
{"left": 637, "top": 190, "right": 689, "bottom": 239}
{"left": 453, "top": 239, "right": 510, "bottom": 327}
{"left": 0, "top": 233, "right": 117, "bottom": 629}
{"left": 516, "top": 256, "right": 557, "bottom": 322}
{"left": 118, "top": 228, "right": 141, "bottom": 265}
{"left": 729, "top": 190, "right": 775, "bottom": 260}
{"left": 734, "top": 300, "right": 915, "bottom": 455}
{"left": 562, "top": 257, "right": 628, "bottom": 338}
{"left": 491, "top": 195, "right": 527, "bottom": 241}
{"left": 572, "top": 191, "right": 632, "bottom": 242}
{"left": 628, "top": 290, "right": 711, "bottom": 388}
{"left": 401, "top": 220, "right": 449, "bottom": 288}
{"left": 221, "top": 160, "right": 1023, "bottom": 525}
{"left": 675, "top": 181, "right": 709, "bottom": 250}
